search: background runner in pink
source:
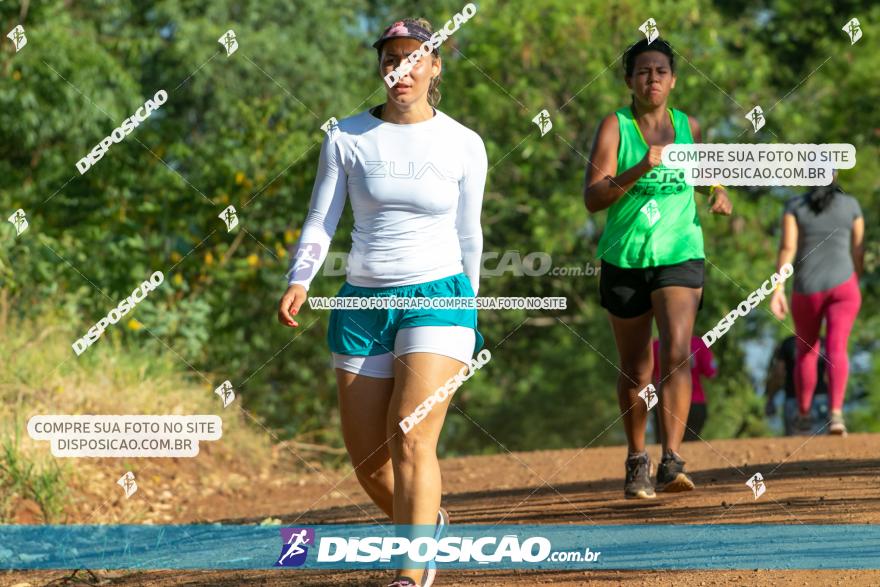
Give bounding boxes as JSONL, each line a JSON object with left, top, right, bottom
{"left": 791, "top": 274, "right": 861, "bottom": 414}
{"left": 771, "top": 177, "right": 864, "bottom": 435}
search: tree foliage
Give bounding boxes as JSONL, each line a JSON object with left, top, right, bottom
{"left": 2, "top": 0, "right": 877, "bottom": 455}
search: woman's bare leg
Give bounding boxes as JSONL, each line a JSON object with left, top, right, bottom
{"left": 651, "top": 286, "right": 701, "bottom": 454}
{"left": 387, "top": 352, "right": 464, "bottom": 584}
{"left": 607, "top": 310, "right": 655, "bottom": 453}
{"left": 336, "top": 368, "right": 395, "bottom": 519}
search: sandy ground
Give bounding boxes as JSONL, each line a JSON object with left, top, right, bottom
{"left": 2, "top": 433, "right": 878, "bottom": 586}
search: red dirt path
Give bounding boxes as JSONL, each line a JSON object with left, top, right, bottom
{"left": 3, "top": 433, "right": 878, "bottom": 586}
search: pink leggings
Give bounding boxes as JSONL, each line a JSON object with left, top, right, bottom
{"left": 791, "top": 273, "right": 861, "bottom": 413}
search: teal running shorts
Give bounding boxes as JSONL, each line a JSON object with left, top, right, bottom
{"left": 327, "top": 272, "right": 484, "bottom": 357}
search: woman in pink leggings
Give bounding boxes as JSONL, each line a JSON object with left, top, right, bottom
{"left": 770, "top": 175, "right": 864, "bottom": 436}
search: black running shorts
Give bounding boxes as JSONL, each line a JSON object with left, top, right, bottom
{"left": 599, "top": 258, "right": 705, "bottom": 318}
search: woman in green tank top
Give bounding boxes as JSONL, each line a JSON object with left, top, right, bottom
{"left": 582, "top": 38, "right": 732, "bottom": 500}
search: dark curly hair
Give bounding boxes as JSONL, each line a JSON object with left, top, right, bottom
{"left": 623, "top": 37, "right": 675, "bottom": 77}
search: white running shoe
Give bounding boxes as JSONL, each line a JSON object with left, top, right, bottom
{"left": 829, "top": 412, "right": 848, "bottom": 436}
{"left": 422, "top": 508, "right": 448, "bottom": 587}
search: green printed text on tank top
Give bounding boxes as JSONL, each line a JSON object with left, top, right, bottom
{"left": 629, "top": 167, "right": 690, "bottom": 198}
{"left": 596, "top": 106, "right": 704, "bottom": 268}
{"left": 628, "top": 108, "right": 689, "bottom": 198}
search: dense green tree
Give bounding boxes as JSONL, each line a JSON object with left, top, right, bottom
{"left": 2, "top": 0, "right": 877, "bottom": 457}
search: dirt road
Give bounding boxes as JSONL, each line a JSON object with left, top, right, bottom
{"left": 3, "top": 433, "right": 879, "bottom": 586}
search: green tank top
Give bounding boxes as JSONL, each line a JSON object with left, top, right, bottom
{"left": 596, "top": 106, "right": 704, "bottom": 268}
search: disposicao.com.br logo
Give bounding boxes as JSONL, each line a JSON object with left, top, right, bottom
{"left": 315, "top": 535, "right": 597, "bottom": 565}
{"left": 271, "top": 527, "right": 599, "bottom": 568}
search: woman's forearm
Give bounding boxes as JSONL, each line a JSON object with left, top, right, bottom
{"left": 776, "top": 246, "right": 796, "bottom": 274}
{"left": 584, "top": 159, "right": 650, "bottom": 212}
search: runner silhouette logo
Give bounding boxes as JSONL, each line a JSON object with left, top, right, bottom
{"left": 219, "top": 205, "right": 238, "bottom": 232}
{"left": 218, "top": 30, "right": 238, "bottom": 56}
{"left": 639, "top": 18, "right": 659, "bottom": 44}
{"left": 640, "top": 199, "right": 661, "bottom": 226}
{"left": 275, "top": 528, "right": 315, "bottom": 567}
{"left": 532, "top": 109, "right": 552, "bottom": 137}
{"left": 8, "top": 209, "right": 28, "bottom": 236}
{"left": 321, "top": 117, "right": 339, "bottom": 138}
{"left": 746, "top": 105, "right": 765, "bottom": 132}
{"left": 746, "top": 472, "right": 767, "bottom": 500}
{"left": 842, "top": 18, "right": 862, "bottom": 45}
{"left": 638, "top": 383, "right": 658, "bottom": 411}
{"left": 7, "top": 25, "right": 27, "bottom": 52}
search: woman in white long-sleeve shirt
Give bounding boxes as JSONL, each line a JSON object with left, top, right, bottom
{"left": 278, "top": 17, "right": 487, "bottom": 587}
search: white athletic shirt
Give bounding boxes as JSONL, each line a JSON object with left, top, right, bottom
{"left": 286, "top": 107, "right": 488, "bottom": 293}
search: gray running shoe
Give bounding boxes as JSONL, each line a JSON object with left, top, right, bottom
{"left": 794, "top": 412, "right": 814, "bottom": 436}
{"left": 656, "top": 450, "right": 695, "bottom": 493}
{"left": 624, "top": 452, "right": 656, "bottom": 499}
